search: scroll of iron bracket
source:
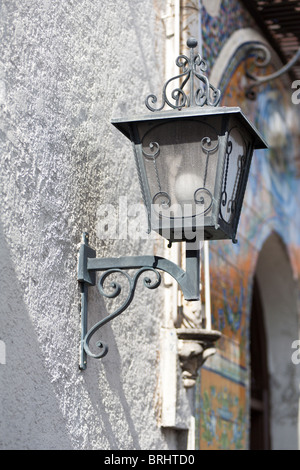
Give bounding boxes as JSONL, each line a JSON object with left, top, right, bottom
{"left": 77, "top": 233, "right": 200, "bottom": 369}
{"left": 245, "top": 43, "right": 300, "bottom": 100}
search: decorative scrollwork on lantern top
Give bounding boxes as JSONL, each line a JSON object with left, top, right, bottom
{"left": 145, "top": 38, "right": 221, "bottom": 112}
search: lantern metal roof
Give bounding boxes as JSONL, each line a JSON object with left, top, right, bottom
{"left": 112, "top": 106, "right": 267, "bottom": 150}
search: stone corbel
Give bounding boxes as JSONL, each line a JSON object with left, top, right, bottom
{"left": 177, "top": 328, "right": 221, "bottom": 388}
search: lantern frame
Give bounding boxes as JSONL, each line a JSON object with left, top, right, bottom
{"left": 112, "top": 105, "right": 267, "bottom": 244}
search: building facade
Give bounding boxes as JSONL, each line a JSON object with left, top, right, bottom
{"left": 0, "top": 0, "right": 299, "bottom": 450}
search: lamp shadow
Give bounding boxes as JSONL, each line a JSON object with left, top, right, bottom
{"left": 81, "top": 288, "right": 142, "bottom": 450}
{"left": 0, "top": 222, "right": 73, "bottom": 450}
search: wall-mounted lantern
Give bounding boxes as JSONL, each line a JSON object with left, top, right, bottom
{"left": 78, "top": 38, "right": 267, "bottom": 370}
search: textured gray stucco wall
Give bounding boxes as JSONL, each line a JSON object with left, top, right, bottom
{"left": 0, "top": 0, "right": 173, "bottom": 450}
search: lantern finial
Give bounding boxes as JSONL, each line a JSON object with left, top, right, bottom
{"left": 145, "top": 38, "right": 221, "bottom": 112}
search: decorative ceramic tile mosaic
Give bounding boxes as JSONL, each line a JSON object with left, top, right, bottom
{"left": 196, "top": 0, "right": 300, "bottom": 450}
{"left": 201, "top": 0, "right": 256, "bottom": 73}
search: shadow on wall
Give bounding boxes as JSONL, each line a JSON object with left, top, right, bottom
{"left": 0, "top": 221, "right": 73, "bottom": 450}
{"left": 80, "top": 289, "right": 142, "bottom": 450}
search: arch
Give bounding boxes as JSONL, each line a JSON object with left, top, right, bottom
{"left": 210, "top": 28, "right": 267, "bottom": 88}
{"left": 209, "top": 27, "right": 282, "bottom": 90}
{"left": 252, "top": 231, "right": 300, "bottom": 450}
{"left": 250, "top": 275, "right": 270, "bottom": 449}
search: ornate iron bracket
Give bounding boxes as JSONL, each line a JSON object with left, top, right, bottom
{"left": 245, "top": 43, "right": 300, "bottom": 100}
{"left": 78, "top": 233, "right": 203, "bottom": 369}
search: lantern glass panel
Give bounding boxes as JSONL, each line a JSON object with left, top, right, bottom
{"left": 220, "top": 126, "right": 247, "bottom": 225}
{"left": 138, "top": 119, "right": 220, "bottom": 221}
